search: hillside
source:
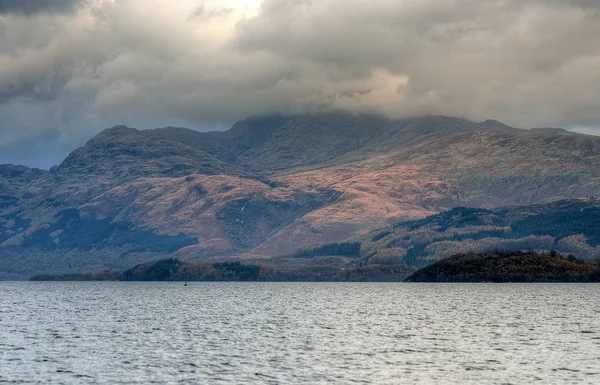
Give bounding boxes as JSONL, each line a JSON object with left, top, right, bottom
{"left": 30, "top": 257, "right": 416, "bottom": 282}
{"left": 2, "top": 113, "right": 600, "bottom": 278}
{"left": 289, "top": 199, "right": 600, "bottom": 267}
{"left": 405, "top": 250, "right": 600, "bottom": 282}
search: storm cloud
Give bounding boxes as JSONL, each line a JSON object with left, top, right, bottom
{"left": 0, "top": 0, "right": 82, "bottom": 15}
{"left": 1, "top": 0, "right": 600, "bottom": 167}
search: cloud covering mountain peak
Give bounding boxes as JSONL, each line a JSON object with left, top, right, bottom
{"left": 1, "top": 0, "right": 600, "bottom": 167}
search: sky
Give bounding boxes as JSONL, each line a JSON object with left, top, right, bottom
{"left": 1, "top": 0, "right": 600, "bottom": 168}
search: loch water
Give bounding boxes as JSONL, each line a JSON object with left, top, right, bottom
{"left": 1, "top": 282, "right": 599, "bottom": 384}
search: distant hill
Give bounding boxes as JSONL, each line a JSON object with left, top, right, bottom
{"left": 30, "top": 258, "right": 275, "bottom": 282}
{"left": 29, "top": 257, "right": 414, "bottom": 282}
{"left": 405, "top": 250, "right": 600, "bottom": 282}
{"left": 3, "top": 112, "right": 600, "bottom": 278}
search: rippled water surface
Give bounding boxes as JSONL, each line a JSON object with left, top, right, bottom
{"left": 1, "top": 282, "right": 600, "bottom": 384}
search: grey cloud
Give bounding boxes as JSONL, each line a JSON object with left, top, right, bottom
{"left": 190, "top": 4, "right": 233, "bottom": 20}
{"left": 1, "top": 0, "right": 600, "bottom": 167}
{"left": 233, "top": 0, "right": 600, "bottom": 125}
{"left": 0, "top": 0, "right": 82, "bottom": 15}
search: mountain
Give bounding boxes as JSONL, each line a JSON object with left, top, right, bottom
{"left": 55, "top": 125, "right": 248, "bottom": 180}
{"left": 2, "top": 113, "right": 600, "bottom": 279}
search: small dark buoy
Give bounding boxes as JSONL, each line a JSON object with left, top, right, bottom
{"left": 183, "top": 281, "right": 188, "bottom": 286}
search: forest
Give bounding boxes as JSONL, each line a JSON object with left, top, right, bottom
{"left": 290, "top": 200, "right": 600, "bottom": 267}
{"left": 405, "top": 250, "right": 600, "bottom": 282}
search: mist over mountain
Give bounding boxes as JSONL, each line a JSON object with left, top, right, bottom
{"left": 2, "top": 0, "right": 600, "bottom": 170}
{"left": 2, "top": 113, "right": 600, "bottom": 279}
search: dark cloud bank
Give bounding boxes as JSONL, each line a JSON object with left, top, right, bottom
{"left": 1, "top": 0, "right": 600, "bottom": 167}
{"left": 0, "top": 0, "right": 82, "bottom": 15}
